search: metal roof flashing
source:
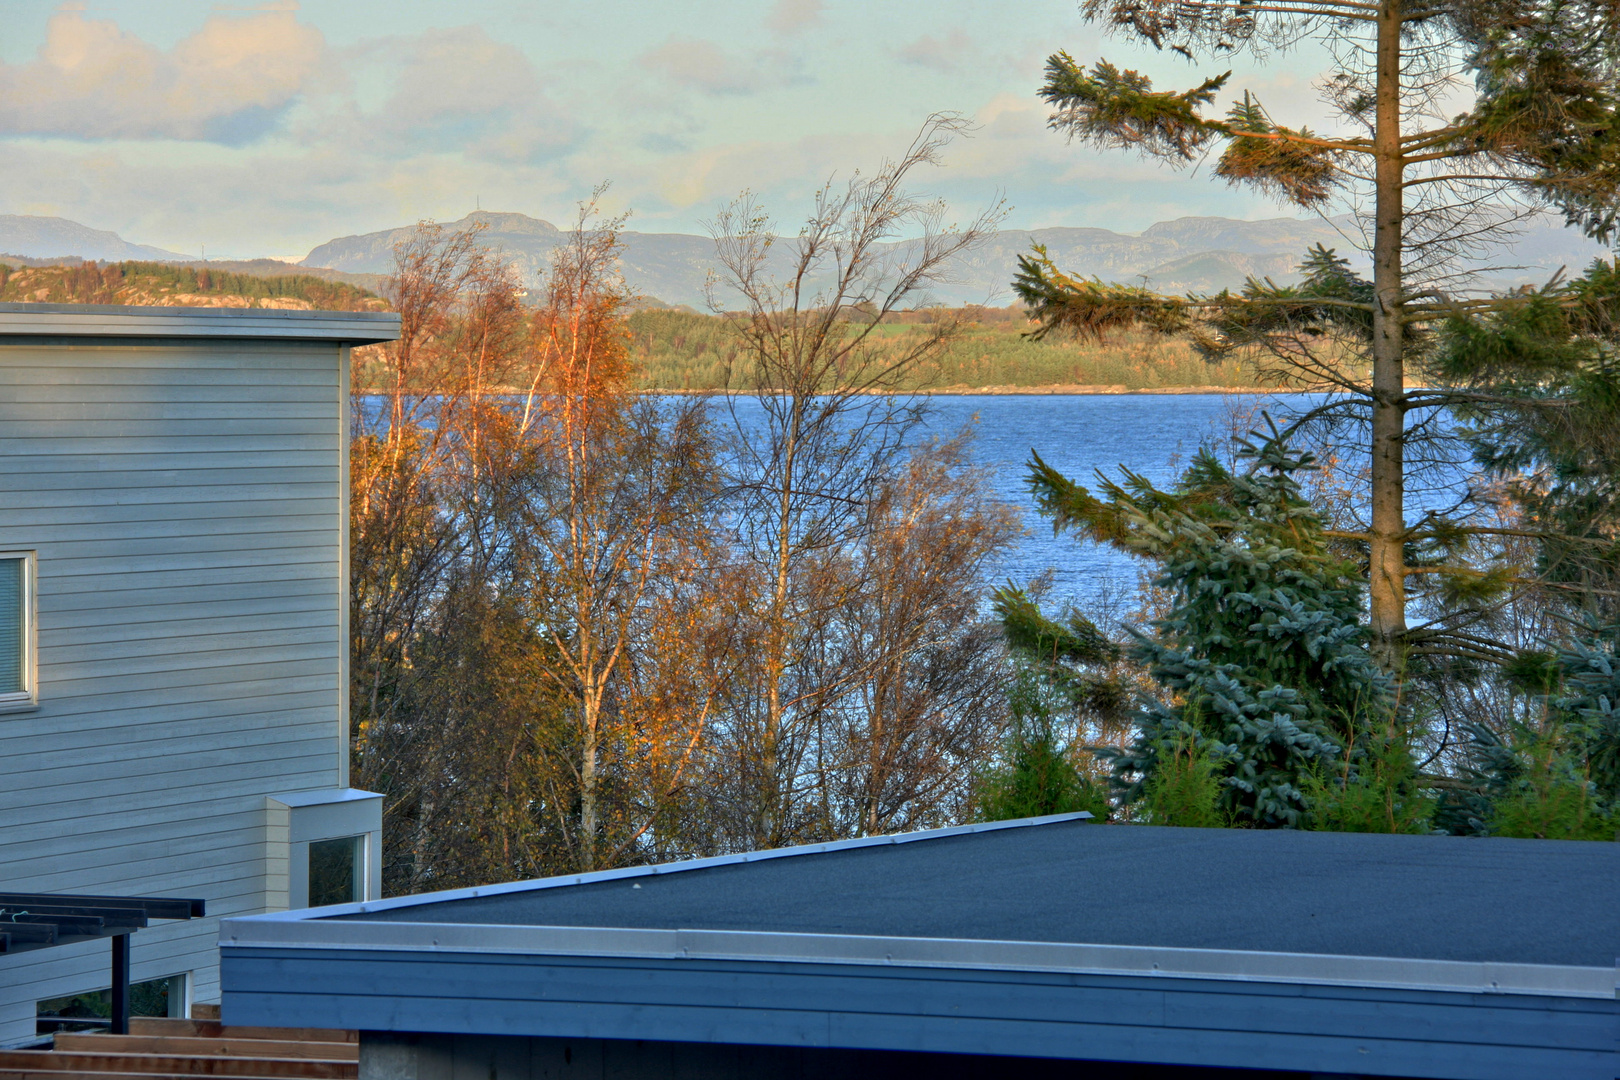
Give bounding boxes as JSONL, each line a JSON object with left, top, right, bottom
{"left": 226, "top": 811, "right": 1097, "bottom": 922}
{"left": 218, "top": 918, "right": 1617, "bottom": 1001}
{"left": 0, "top": 303, "right": 400, "bottom": 344}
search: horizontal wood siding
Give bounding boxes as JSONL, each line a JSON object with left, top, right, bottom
{"left": 224, "top": 949, "right": 1620, "bottom": 1080}
{"left": 0, "top": 339, "right": 346, "bottom": 1044}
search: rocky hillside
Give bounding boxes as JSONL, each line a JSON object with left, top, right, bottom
{"left": 5, "top": 209, "right": 1610, "bottom": 311}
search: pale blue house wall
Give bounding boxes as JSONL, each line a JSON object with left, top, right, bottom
{"left": 0, "top": 306, "right": 396, "bottom": 1045}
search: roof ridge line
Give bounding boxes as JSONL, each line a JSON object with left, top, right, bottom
{"left": 237, "top": 811, "right": 1095, "bottom": 923}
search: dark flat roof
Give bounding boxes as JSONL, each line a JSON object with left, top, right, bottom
{"left": 222, "top": 818, "right": 1619, "bottom": 1077}
{"left": 334, "top": 820, "right": 1619, "bottom": 968}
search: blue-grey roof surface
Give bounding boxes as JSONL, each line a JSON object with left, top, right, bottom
{"left": 333, "top": 822, "right": 1620, "bottom": 968}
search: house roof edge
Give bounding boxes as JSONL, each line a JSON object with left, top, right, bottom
{"left": 0, "top": 303, "right": 400, "bottom": 344}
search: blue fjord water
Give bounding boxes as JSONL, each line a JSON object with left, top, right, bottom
{"left": 373, "top": 391, "right": 1350, "bottom": 611}
{"left": 717, "top": 392, "right": 1319, "bottom": 612}
{"left": 913, "top": 393, "right": 1286, "bottom": 607}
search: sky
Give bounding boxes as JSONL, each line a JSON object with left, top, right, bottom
{"left": 0, "top": 0, "right": 1342, "bottom": 260}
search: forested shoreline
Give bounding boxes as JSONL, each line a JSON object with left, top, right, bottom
{"left": 0, "top": 259, "right": 382, "bottom": 310}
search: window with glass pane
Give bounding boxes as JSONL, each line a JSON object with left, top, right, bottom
{"left": 0, "top": 556, "right": 27, "bottom": 700}
{"left": 308, "top": 835, "right": 364, "bottom": 907}
{"left": 36, "top": 974, "right": 188, "bottom": 1034}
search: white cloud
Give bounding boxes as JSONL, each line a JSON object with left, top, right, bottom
{"left": 0, "top": 5, "right": 1303, "bottom": 255}
{"left": 348, "top": 26, "right": 575, "bottom": 163}
{"left": 896, "top": 30, "right": 977, "bottom": 74}
{"left": 0, "top": 138, "right": 576, "bottom": 260}
{"left": 639, "top": 36, "right": 797, "bottom": 96}
{"left": 767, "top": 0, "right": 825, "bottom": 35}
{"left": 0, "top": 8, "right": 324, "bottom": 143}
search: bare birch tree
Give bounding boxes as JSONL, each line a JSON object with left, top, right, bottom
{"left": 349, "top": 220, "right": 533, "bottom": 890}
{"left": 829, "top": 435, "right": 1022, "bottom": 835}
{"left": 508, "top": 201, "right": 718, "bottom": 870}
{"left": 705, "top": 114, "right": 1009, "bottom": 848}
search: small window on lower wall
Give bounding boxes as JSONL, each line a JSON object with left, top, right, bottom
{"left": 36, "top": 974, "right": 188, "bottom": 1034}
{"left": 0, "top": 552, "right": 36, "bottom": 710}
{"left": 308, "top": 834, "right": 365, "bottom": 907}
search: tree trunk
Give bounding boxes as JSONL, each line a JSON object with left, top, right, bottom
{"left": 579, "top": 732, "right": 598, "bottom": 869}
{"left": 761, "top": 427, "right": 797, "bottom": 850}
{"left": 1368, "top": 0, "right": 1408, "bottom": 676}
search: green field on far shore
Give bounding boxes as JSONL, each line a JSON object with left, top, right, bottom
{"left": 628, "top": 308, "right": 1296, "bottom": 393}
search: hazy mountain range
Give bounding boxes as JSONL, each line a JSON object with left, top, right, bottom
{"left": 303, "top": 212, "right": 1362, "bottom": 306}
{"left": 6, "top": 210, "right": 1613, "bottom": 309}
{"left": 0, "top": 215, "right": 190, "bottom": 263}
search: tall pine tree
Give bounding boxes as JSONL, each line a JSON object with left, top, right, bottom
{"left": 1018, "top": 0, "right": 1620, "bottom": 678}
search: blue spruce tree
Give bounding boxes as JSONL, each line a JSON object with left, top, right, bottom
{"left": 1011, "top": 422, "right": 1396, "bottom": 827}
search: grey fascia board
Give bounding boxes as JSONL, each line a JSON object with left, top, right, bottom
{"left": 0, "top": 304, "right": 400, "bottom": 344}
{"left": 268, "top": 787, "right": 384, "bottom": 810}
{"left": 228, "top": 811, "right": 1096, "bottom": 922}
{"left": 219, "top": 917, "right": 1617, "bottom": 1001}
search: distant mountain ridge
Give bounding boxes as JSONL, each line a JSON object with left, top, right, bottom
{"left": 5, "top": 209, "right": 1611, "bottom": 309}
{"left": 304, "top": 210, "right": 1613, "bottom": 307}
{"left": 301, "top": 210, "right": 1360, "bottom": 306}
{"left": 0, "top": 215, "right": 190, "bottom": 262}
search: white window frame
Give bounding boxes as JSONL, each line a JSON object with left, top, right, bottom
{"left": 0, "top": 550, "right": 37, "bottom": 711}
{"left": 267, "top": 789, "right": 384, "bottom": 910}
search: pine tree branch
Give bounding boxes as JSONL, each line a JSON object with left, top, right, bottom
{"left": 1208, "top": 124, "right": 1370, "bottom": 154}
{"left": 1041, "top": 54, "right": 1229, "bottom": 162}
{"left": 1409, "top": 525, "right": 1570, "bottom": 540}
{"left": 1403, "top": 169, "right": 1603, "bottom": 186}
{"left": 1257, "top": 357, "right": 1370, "bottom": 396}
{"left": 1401, "top": 299, "right": 1529, "bottom": 322}
{"left": 1403, "top": 388, "right": 1582, "bottom": 408}
{"left": 1399, "top": 161, "right": 1509, "bottom": 174}
{"left": 1208, "top": 3, "right": 1378, "bottom": 17}
{"left": 1119, "top": 0, "right": 1381, "bottom": 16}
{"left": 1397, "top": 127, "right": 1472, "bottom": 154}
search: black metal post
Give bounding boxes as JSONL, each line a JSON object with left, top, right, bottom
{"left": 110, "top": 932, "right": 130, "bottom": 1035}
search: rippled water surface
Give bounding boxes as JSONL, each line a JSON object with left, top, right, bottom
{"left": 369, "top": 391, "right": 1341, "bottom": 610}
{"left": 718, "top": 392, "right": 1318, "bottom": 610}
{"left": 913, "top": 393, "right": 1317, "bottom": 606}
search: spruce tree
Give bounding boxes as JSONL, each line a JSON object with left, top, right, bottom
{"left": 1007, "top": 423, "right": 1394, "bottom": 826}
{"left": 1018, "top": 0, "right": 1620, "bottom": 677}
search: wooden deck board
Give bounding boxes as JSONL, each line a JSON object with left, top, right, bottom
{"left": 128, "top": 1020, "right": 353, "bottom": 1044}
{"left": 0, "top": 1051, "right": 354, "bottom": 1079}
{"left": 53, "top": 1035, "right": 356, "bottom": 1061}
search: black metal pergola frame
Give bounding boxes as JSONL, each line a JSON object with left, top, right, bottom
{"left": 0, "top": 892, "right": 205, "bottom": 1034}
